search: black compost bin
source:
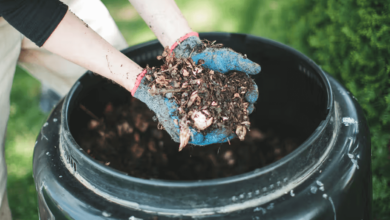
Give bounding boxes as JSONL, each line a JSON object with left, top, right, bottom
{"left": 33, "top": 33, "right": 371, "bottom": 220}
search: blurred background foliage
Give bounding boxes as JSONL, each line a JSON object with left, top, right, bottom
{"left": 5, "top": 0, "right": 389, "bottom": 219}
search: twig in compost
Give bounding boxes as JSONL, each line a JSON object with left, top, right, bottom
{"left": 80, "top": 104, "right": 102, "bottom": 121}
{"left": 148, "top": 88, "right": 184, "bottom": 95}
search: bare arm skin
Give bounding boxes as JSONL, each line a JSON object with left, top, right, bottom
{"left": 129, "top": 0, "right": 193, "bottom": 47}
{"left": 42, "top": 10, "right": 143, "bottom": 92}
{"left": 43, "top": 1, "right": 191, "bottom": 93}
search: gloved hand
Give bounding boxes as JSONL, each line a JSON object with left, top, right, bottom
{"left": 132, "top": 32, "right": 260, "bottom": 149}
{"left": 131, "top": 69, "right": 182, "bottom": 143}
{"left": 172, "top": 32, "right": 260, "bottom": 76}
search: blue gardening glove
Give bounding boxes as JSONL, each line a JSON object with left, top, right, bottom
{"left": 132, "top": 33, "right": 260, "bottom": 149}
{"left": 171, "top": 34, "right": 261, "bottom": 146}
{"left": 173, "top": 36, "right": 261, "bottom": 76}
{"left": 132, "top": 70, "right": 181, "bottom": 143}
{"left": 173, "top": 35, "right": 260, "bottom": 108}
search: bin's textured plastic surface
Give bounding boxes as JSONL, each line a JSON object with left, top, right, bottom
{"left": 33, "top": 33, "right": 371, "bottom": 220}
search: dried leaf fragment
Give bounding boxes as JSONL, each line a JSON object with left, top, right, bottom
{"left": 148, "top": 85, "right": 157, "bottom": 95}
{"left": 156, "top": 75, "right": 168, "bottom": 85}
{"left": 187, "top": 91, "right": 199, "bottom": 108}
{"left": 179, "top": 117, "right": 191, "bottom": 151}
{"left": 145, "top": 75, "right": 152, "bottom": 81}
{"left": 236, "top": 125, "right": 247, "bottom": 141}
{"left": 172, "top": 81, "right": 181, "bottom": 88}
{"left": 182, "top": 69, "right": 189, "bottom": 76}
{"left": 202, "top": 110, "right": 210, "bottom": 116}
{"left": 162, "top": 50, "right": 168, "bottom": 57}
{"left": 193, "top": 67, "right": 203, "bottom": 75}
{"left": 182, "top": 82, "right": 189, "bottom": 88}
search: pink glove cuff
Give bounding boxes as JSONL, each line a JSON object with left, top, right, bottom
{"left": 131, "top": 69, "right": 147, "bottom": 96}
{"left": 170, "top": 32, "right": 199, "bottom": 53}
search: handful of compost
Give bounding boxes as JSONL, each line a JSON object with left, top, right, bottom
{"left": 146, "top": 47, "right": 255, "bottom": 150}
{"left": 131, "top": 34, "right": 260, "bottom": 151}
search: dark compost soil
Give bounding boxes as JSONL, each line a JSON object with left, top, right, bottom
{"left": 74, "top": 96, "right": 302, "bottom": 181}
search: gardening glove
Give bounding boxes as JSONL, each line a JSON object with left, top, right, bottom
{"left": 131, "top": 32, "right": 260, "bottom": 148}
{"left": 132, "top": 69, "right": 183, "bottom": 144}
{"left": 172, "top": 32, "right": 260, "bottom": 112}
{"left": 171, "top": 32, "right": 260, "bottom": 145}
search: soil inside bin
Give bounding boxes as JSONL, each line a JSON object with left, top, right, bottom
{"left": 74, "top": 95, "right": 303, "bottom": 181}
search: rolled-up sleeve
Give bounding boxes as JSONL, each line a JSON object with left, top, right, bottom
{"left": 0, "top": 0, "right": 68, "bottom": 47}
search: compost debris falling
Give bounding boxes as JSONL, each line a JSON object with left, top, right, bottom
{"left": 145, "top": 44, "right": 254, "bottom": 151}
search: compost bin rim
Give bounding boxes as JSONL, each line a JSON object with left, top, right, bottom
{"left": 61, "top": 32, "right": 334, "bottom": 187}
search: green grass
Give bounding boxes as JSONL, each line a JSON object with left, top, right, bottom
{"left": 5, "top": 0, "right": 388, "bottom": 219}
{"left": 6, "top": 67, "right": 46, "bottom": 220}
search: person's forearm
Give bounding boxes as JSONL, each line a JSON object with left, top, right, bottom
{"left": 129, "top": 0, "right": 193, "bottom": 47}
{"left": 42, "top": 10, "right": 143, "bottom": 92}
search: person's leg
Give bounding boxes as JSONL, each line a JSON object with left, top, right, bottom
{"left": 0, "top": 193, "right": 12, "bottom": 220}
{"left": 18, "top": 0, "right": 129, "bottom": 96}
{"left": 0, "top": 17, "right": 24, "bottom": 220}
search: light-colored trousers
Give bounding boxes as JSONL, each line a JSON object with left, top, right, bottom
{"left": 0, "top": 0, "right": 128, "bottom": 218}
